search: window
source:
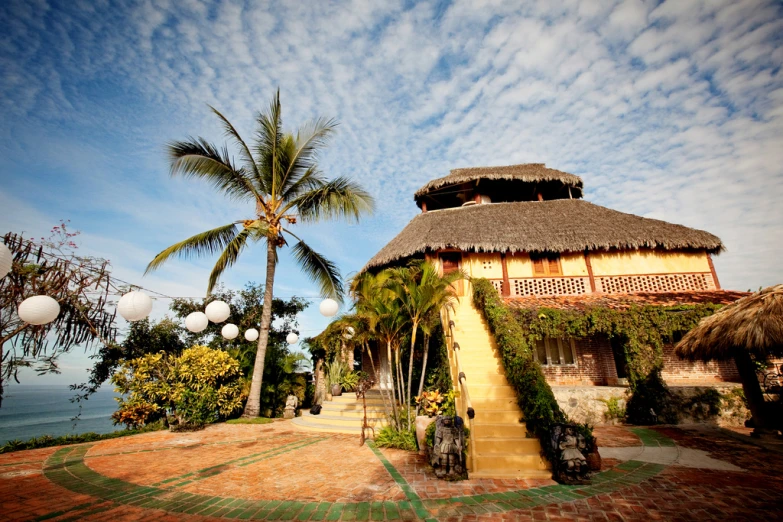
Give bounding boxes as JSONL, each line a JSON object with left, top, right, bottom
{"left": 531, "top": 253, "right": 562, "bottom": 276}
{"left": 534, "top": 338, "right": 577, "bottom": 366}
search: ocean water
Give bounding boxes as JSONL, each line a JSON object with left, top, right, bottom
{"left": 0, "top": 385, "right": 122, "bottom": 445}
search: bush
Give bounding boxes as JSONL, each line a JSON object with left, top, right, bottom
{"left": 112, "top": 346, "right": 245, "bottom": 429}
{"left": 599, "top": 396, "right": 626, "bottom": 422}
{"left": 683, "top": 388, "right": 722, "bottom": 421}
{"left": 374, "top": 425, "right": 417, "bottom": 451}
{"left": 626, "top": 369, "right": 679, "bottom": 425}
{"left": 341, "top": 370, "right": 360, "bottom": 392}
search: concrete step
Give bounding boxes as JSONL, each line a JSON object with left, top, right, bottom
{"left": 316, "top": 407, "right": 387, "bottom": 419}
{"left": 469, "top": 468, "right": 552, "bottom": 479}
{"left": 473, "top": 437, "right": 541, "bottom": 454}
{"left": 472, "top": 422, "right": 529, "bottom": 439}
{"left": 470, "top": 397, "right": 519, "bottom": 410}
{"left": 474, "top": 409, "right": 523, "bottom": 424}
{"left": 473, "top": 454, "right": 549, "bottom": 473}
{"left": 461, "top": 384, "right": 517, "bottom": 399}
{"left": 292, "top": 412, "right": 388, "bottom": 433}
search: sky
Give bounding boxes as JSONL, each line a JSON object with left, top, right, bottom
{"left": 1, "top": 0, "right": 782, "bottom": 386}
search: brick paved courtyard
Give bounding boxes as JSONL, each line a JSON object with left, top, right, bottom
{"left": 0, "top": 421, "right": 781, "bottom": 521}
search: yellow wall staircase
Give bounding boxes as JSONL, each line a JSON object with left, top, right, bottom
{"left": 448, "top": 298, "right": 551, "bottom": 479}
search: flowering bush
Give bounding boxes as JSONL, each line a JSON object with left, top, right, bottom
{"left": 416, "top": 390, "right": 445, "bottom": 417}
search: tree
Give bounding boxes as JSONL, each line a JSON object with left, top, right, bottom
{"left": 1, "top": 225, "right": 118, "bottom": 407}
{"left": 145, "top": 91, "right": 374, "bottom": 417}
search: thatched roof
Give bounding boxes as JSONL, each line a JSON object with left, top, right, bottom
{"left": 414, "top": 164, "right": 583, "bottom": 200}
{"left": 363, "top": 199, "right": 724, "bottom": 271}
{"left": 504, "top": 290, "right": 748, "bottom": 312}
{"left": 675, "top": 285, "right": 783, "bottom": 362}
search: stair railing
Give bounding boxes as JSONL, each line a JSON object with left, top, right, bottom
{"left": 444, "top": 308, "right": 476, "bottom": 473}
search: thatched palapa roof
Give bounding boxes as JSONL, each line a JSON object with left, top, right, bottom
{"left": 414, "top": 163, "right": 583, "bottom": 200}
{"left": 675, "top": 285, "right": 783, "bottom": 362}
{"left": 363, "top": 199, "right": 724, "bottom": 271}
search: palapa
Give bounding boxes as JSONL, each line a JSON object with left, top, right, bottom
{"left": 675, "top": 284, "right": 783, "bottom": 362}
{"left": 363, "top": 199, "right": 723, "bottom": 272}
{"left": 414, "top": 163, "right": 583, "bottom": 200}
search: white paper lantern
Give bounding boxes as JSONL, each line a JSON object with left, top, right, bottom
{"left": 185, "top": 312, "right": 209, "bottom": 333}
{"left": 0, "top": 243, "right": 12, "bottom": 279}
{"left": 221, "top": 323, "right": 239, "bottom": 340}
{"left": 286, "top": 332, "right": 299, "bottom": 345}
{"left": 319, "top": 298, "right": 339, "bottom": 317}
{"left": 18, "top": 295, "right": 60, "bottom": 325}
{"left": 205, "top": 300, "right": 230, "bottom": 323}
{"left": 117, "top": 291, "right": 153, "bottom": 322}
{"left": 244, "top": 328, "right": 259, "bottom": 342}
{"left": 343, "top": 326, "right": 355, "bottom": 340}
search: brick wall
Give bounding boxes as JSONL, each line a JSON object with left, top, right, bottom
{"left": 660, "top": 344, "right": 740, "bottom": 383}
{"left": 541, "top": 337, "right": 618, "bottom": 385}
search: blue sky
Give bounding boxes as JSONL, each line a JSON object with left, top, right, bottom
{"left": 1, "top": 0, "right": 782, "bottom": 386}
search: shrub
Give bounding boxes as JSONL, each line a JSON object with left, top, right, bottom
{"left": 683, "top": 388, "right": 722, "bottom": 421}
{"left": 625, "top": 369, "right": 679, "bottom": 425}
{"left": 324, "top": 359, "right": 348, "bottom": 389}
{"left": 341, "top": 370, "right": 360, "bottom": 392}
{"left": 599, "top": 396, "right": 626, "bottom": 422}
{"left": 374, "top": 425, "right": 417, "bottom": 451}
{"left": 112, "top": 346, "right": 244, "bottom": 429}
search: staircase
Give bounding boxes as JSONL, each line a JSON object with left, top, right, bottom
{"left": 292, "top": 390, "right": 389, "bottom": 434}
{"left": 449, "top": 298, "right": 551, "bottom": 479}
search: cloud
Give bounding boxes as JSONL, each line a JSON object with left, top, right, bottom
{"left": 0, "top": 0, "right": 782, "bottom": 384}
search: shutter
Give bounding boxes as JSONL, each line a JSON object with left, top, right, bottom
{"left": 533, "top": 258, "right": 546, "bottom": 275}
{"left": 548, "top": 257, "right": 562, "bottom": 275}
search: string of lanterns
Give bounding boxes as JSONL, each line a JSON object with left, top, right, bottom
{"left": 0, "top": 242, "right": 342, "bottom": 345}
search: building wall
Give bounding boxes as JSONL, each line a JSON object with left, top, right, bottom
{"left": 660, "top": 344, "right": 740, "bottom": 383}
{"left": 540, "top": 337, "right": 618, "bottom": 385}
{"left": 465, "top": 252, "right": 503, "bottom": 279}
{"left": 589, "top": 249, "right": 711, "bottom": 276}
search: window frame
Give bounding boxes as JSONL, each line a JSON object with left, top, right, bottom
{"left": 530, "top": 253, "right": 563, "bottom": 277}
{"left": 533, "top": 337, "right": 578, "bottom": 367}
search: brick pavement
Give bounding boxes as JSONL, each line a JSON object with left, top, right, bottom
{"left": 0, "top": 421, "right": 780, "bottom": 521}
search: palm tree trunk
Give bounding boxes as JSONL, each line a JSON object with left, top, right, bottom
{"left": 417, "top": 333, "right": 430, "bottom": 401}
{"left": 243, "top": 239, "right": 278, "bottom": 417}
{"left": 386, "top": 340, "right": 399, "bottom": 428}
{"left": 395, "top": 344, "right": 405, "bottom": 426}
{"left": 406, "top": 322, "right": 418, "bottom": 429}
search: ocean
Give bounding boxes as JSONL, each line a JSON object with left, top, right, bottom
{"left": 0, "top": 385, "right": 122, "bottom": 445}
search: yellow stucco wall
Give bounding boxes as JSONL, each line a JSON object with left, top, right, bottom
{"left": 465, "top": 253, "right": 504, "bottom": 279}
{"left": 589, "top": 250, "right": 710, "bottom": 276}
{"left": 560, "top": 253, "right": 588, "bottom": 276}
{"left": 506, "top": 252, "right": 533, "bottom": 278}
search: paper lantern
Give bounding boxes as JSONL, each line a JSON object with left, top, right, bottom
{"left": 343, "top": 326, "right": 355, "bottom": 340}
{"left": 117, "top": 291, "right": 153, "bottom": 322}
{"left": 18, "top": 295, "right": 60, "bottom": 325}
{"left": 185, "top": 312, "right": 209, "bottom": 333}
{"left": 221, "top": 323, "right": 239, "bottom": 340}
{"left": 244, "top": 328, "right": 259, "bottom": 342}
{"left": 0, "top": 243, "right": 12, "bottom": 279}
{"left": 319, "top": 298, "right": 339, "bottom": 317}
{"left": 205, "top": 300, "right": 230, "bottom": 323}
{"left": 286, "top": 332, "right": 299, "bottom": 344}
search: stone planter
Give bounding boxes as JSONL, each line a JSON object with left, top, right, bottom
{"left": 415, "top": 415, "right": 436, "bottom": 454}
{"left": 586, "top": 450, "right": 602, "bottom": 471}
{"left": 331, "top": 384, "right": 343, "bottom": 397}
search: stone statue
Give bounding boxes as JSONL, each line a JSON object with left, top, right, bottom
{"left": 283, "top": 394, "right": 298, "bottom": 419}
{"left": 431, "top": 416, "right": 467, "bottom": 480}
{"left": 550, "top": 423, "right": 591, "bottom": 484}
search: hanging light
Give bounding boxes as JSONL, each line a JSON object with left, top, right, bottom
{"left": 244, "top": 328, "right": 259, "bottom": 342}
{"left": 343, "top": 326, "right": 355, "bottom": 340}
{"left": 319, "top": 298, "right": 339, "bottom": 317}
{"left": 18, "top": 295, "right": 60, "bottom": 325}
{"left": 185, "top": 312, "right": 209, "bottom": 333}
{"left": 0, "top": 243, "right": 12, "bottom": 279}
{"left": 117, "top": 291, "right": 153, "bottom": 322}
{"left": 205, "top": 300, "right": 230, "bottom": 323}
{"left": 286, "top": 332, "right": 299, "bottom": 344}
{"left": 221, "top": 323, "right": 239, "bottom": 340}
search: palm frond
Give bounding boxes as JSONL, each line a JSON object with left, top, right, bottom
{"left": 289, "top": 237, "right": 343, "bottom": 301}
{"left": 278, "top": 117, "right": 338, "bottom": 196}
{"left": 168, "top": 138, "right": 259, "bottom": 201}
{"left": 145, "top": 223, "right": 239, "bottom": 274}
{"left": 207, "top": 228, "right": 252, "bottom": 294}
{"left": 208, "top": 105, "right": 264, "bottom": 196}
{"left": 255, "top": 89, "right": 283, "bottom": 199}
{"left": 291, "top": 176, "right": 375, "bottom": 223}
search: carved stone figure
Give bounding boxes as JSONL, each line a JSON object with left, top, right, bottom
{"left": 431, "top": 416, "right": 467, "bottom": 480}
{"left": 283, "top": 394, "right": 298, "bottom": 419}
{"left": 550, "top": 423, "right": 591, "bottom": 484}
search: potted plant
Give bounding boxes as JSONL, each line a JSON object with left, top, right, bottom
{"left": 415, "top": 390, "right": 445, "bottom": 453}
{"left": 325, "top": 359, "right": 347, "bottom": 397}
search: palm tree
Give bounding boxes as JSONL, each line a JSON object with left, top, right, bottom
{"left": 145, "top": 91, "right": 374, "bottom": 417}
{"left": 387, "top": 261, "right": 463, "bottom": 426}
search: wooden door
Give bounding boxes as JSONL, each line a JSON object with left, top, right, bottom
{"left": 440, "top": 252, "right": 464, "bottom": 296}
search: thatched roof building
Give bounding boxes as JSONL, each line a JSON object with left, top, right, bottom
{"left": 363, "top": 199, "right": 723, "bottom": 272}
{"left": 675, "top": 285, "right": 783, "bottom": 362}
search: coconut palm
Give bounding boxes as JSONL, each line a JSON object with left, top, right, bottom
{"left": 145, "top": 91, "right": 374, "bottom": 417}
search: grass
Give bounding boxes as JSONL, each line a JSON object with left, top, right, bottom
{"left": 225, "top": 417, "right": 274, "bottom": 425}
